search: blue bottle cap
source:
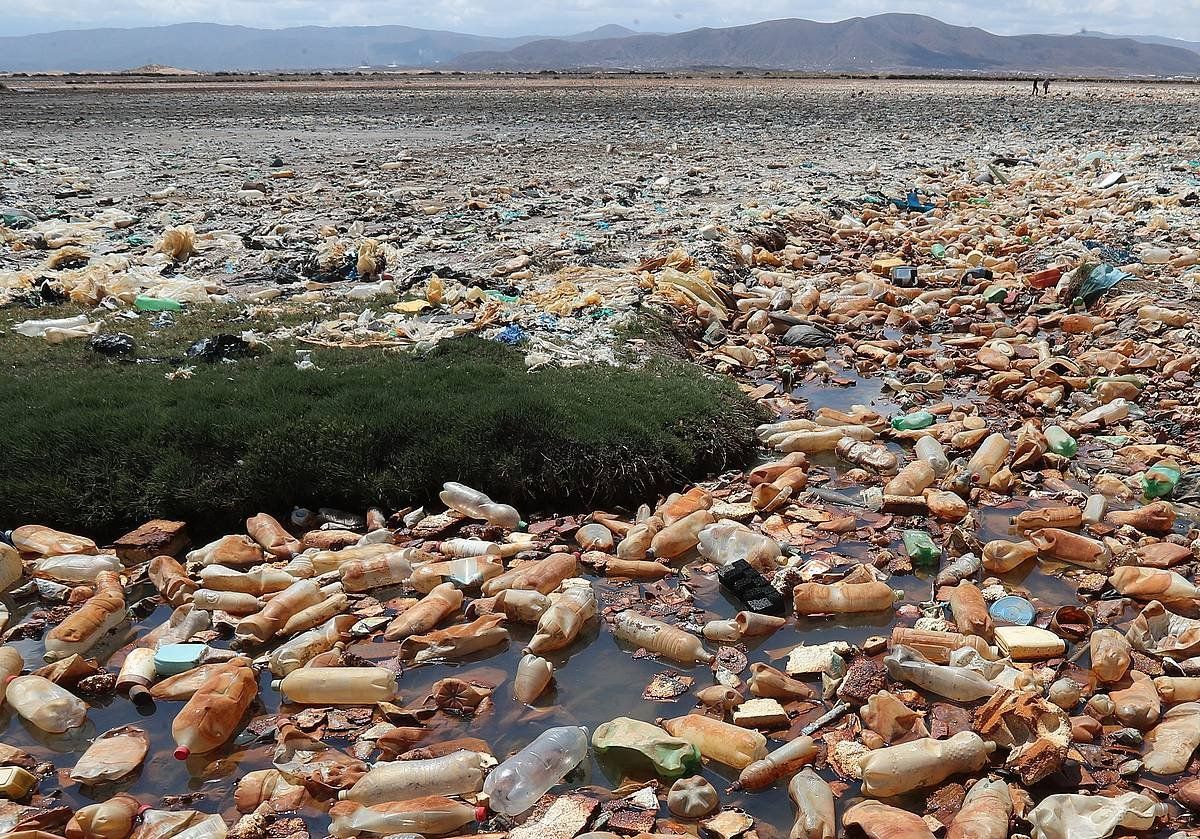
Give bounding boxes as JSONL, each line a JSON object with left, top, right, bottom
{"left": 990, "top": 595, "right": 1036, "bottom": 626}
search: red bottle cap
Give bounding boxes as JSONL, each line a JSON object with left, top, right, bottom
{"left": 4, "top": 675, "right": 15, "bottom": 685}
{"left": 475, "top": 805, "right": 488, "bottom": 823}
{"left": 173, "top": 746, "right": 190, "bottom": 760}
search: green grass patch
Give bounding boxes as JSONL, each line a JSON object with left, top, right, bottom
{"left": 0, "top": 328, "right": 763, "bottom": 539}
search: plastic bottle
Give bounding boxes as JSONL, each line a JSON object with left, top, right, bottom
{"left": 401, "top": 613, "right": 508, "bottom": 664}
{"left": 1111, "top": 671, "right": 1161, "bottom": 729}
{"left": 171, "top": 663, "right": 257, "bottom": 758}
{"left": 793, "top": 579, "right": 896, "bottom": 615}
{"left": 612, "top": 610, "right": 714, "bottom": 666}
{"left": 235, "top": 579, "right": 324, "bottom": 645}
{"left": 0, "top": 648, "right": 23, "bottom": 702}
{"left": 30, "top": 554, "right": 121, "bottom": 583}
{"left": 148, "top": 555, "right": 199, "bottom": 606}
{"left": 1044, "top": 425, "right": 1077, "bottom": 457}
{"left": 339, "top": 552, "right": 414, "bottom": 592}
{"left": 1153, "top": 676, "right": 1200, "bottom": 703}
{"left": 409, "top": 556, "right": 504, "bottom": 594}
{"left": 115, "top": 648, "right": 156, "bottom": 706}
{"left": 513, "top": 654, "right": 554, "bottom": 704}
{"left": 1110, "top": 566, "right": 1200, "bottom": 603}
{"left": 1143, "top": 459, "right": 1182, "bottom": 499}
{"left": 439, "top": 482, "right": 522, "bottom": 529}
{"left": 889, "top": 628, "right": 994, "bottom": 664}
{"left": 703, "top": 611, "right": 787, "bottom": 642}
{"left": 273, "top": 667, "right": 397, "bottom": 704}
{"left": 65, "top": 794, "right": 143, "bottom": 839}
{"left": 383, "top": 583, "right": 463, "bottom": 641}
{"left": 9, "top": 524, "right": 97, "bottom": 557}
{"left": 482, "top": 552, "right": 577, "bottom": 596}
{"left": 526, "top": 583, "right": 597, "bottom": 654}
{"left": 947, "top": 778, "right": 1012, "bottom": 839}
{"left": 749, "top": 452, "right": 809, "bottom": 486}
{"left": 1142, "top": 703, "right": 1200, "bottom": 775}
{"left": 490, "top": 588, "right": 552, "bottom": 623}
{"left": 788, "top": 768, "right": 835, "bottom": 839}
{"left": 885, "top": 461, "right": 936, "bottom": 496}
{"left": 1012, "top": 506, "right": 1082, "bottom": 532}
{"left": 44, "top": 569, "right": 126, "bottom": 661}
{"left": 914, "top": 436, "right": 950, "bottom": 476}
{"left": 439, "top": 538, "right": 524, "bottom": 558}
{"left": 603, "top": 559, "right": 672, "bottom": 579}
{"left": 735, "top": 735, "right": 817, "bottom": 791}
{"left": 648, "top": 510, "right": 715, "bottom": 560}
{"left": 268, "top": 615, "right": 356, "bottom": 676}
{"left": 844, "top": 800, "right": 937, "bottom": 839}
{"left": 884, "top": 645, "right": 998, "bottom": 701}
{"left": 948, "top": 581, "right": 994, "bottom": 640}
{"left": 482, "top": 726, "right": 590, "bottom": 816}
{"left": 661, "top": 715, "right": 767, "bottom": 770}
{"left": 752, "top": 467, "right": 809, "bottom": 511}
{"left": 187, "top": 534, "right": 264, "bottom": 567}
{"left": 1107, "top": 500, "right": 1176, "bottom": 533}
{"left": 696, "top": 522, "right": 781, "bottom": 573}
{"left": 775, "top": 426, "right": 874, "bottom": 454}
{"left": 245, "top": 513, "right": 301, "bottom": 558}
{"left": 656, "top": 486, "right": 713, "bottom": 524}
{"left": 340, "top": 749, "right": 491, "bottom": 804}
{"left": 965, "top": 433, "right": 1010, "bottom": 484}
{"left": 891, "top": 411, "right": 935, "bottom": 431}
{"left": 329, "top": 798, "right": 479, "bottom": 838}
{"left": 858, "top": 732, "right": 995, "bottom": 797}
{"left": 1077, "top": 398, "right": 1129, "bottom": 427}
{"left": 981, "top": 539, "right": 1038, "bottom": 573}
{"left": 616, "top": 517, "right": 662, "bottom": 561}
{"left": 835, "top": 438, "right": 898, "bottom": 474}
{"left": 6, "top": 674, "right": 87, "bottom": 733}
{"left": 901, "top": 530, "right": 939, "bottom": 566}
{"left": 1082, "top": 494, "right": 1108, "bottom": 524}
{"left": 1028, "top": 528, "right": 1110, "bottom": 570}
{"left": 748, "top": 663, "right": 815, "bottom": 700}
{"left": 190, "top": 589, "right": 263, "bottom": 615}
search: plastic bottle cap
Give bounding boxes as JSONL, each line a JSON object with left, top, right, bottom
{"left": 990, "top": 595, "right": 1036, "bottom": 626}
{"left": 173, "top": 746, "right": 190, "bottom": 760}
{"left": 137, "top": 805, "right": 153, "bottom": 816}
{"left": 475, "top": 805, "right": 488, "bottom": 823}
{"left": 270, "top": 680, "right": 282, "bottom": 690}
{"left": 4, "top": 675, "right": 15, "bottom": 685}
{"left": 337, "top": 790, "right": 349, "bottom": 801}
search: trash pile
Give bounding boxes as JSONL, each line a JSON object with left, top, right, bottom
{"left": 5, "top": 79, "right": 1200, "bottom": 839}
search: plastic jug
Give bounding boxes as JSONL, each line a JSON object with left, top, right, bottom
{"left": 949, "top": 581, "right": 994, "bottom": 640}
{"left": 696, "top": 521, "right": 782, "bottom": 573}
{"left": 273, "top": 667, "right": 397, "bottom": 705}
{"left": 1044, "top": 425, "right": 1077, "bottom": 457}
{"left": 482, "top": 726, "right": 589, "bottom": 816}
{"left": 5, "top": 674, "right": 87, "bottom": 733}
{"left": 171, "top": 663, "right": 257, "bottom": 758}
{"left": 439, "top": 482, "right": 522, "bottom": 529}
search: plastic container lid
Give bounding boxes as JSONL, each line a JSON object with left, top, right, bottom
{"left": 154, "top": 644, "right": 207, "bottom": 676}
{"left": 989, "top": 595, "right": 1036, "bottom": 626}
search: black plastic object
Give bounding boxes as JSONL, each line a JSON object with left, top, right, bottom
{"left": 889, "top": 265, "right": 918, "bottom": 287}
{"left": 88, "top": 333, "right": 136, "bottom": 356}
{"left": 717, "top": 560, "right": 786, "bottom": 615}
{"left": 185, "top": 334, "right": 253, "bottom": 362}
{"left": 781, "top": 323, "right": 835, "bottom": 348}
{"left": 964, "top": 267, "right": 994, "bottom": 281}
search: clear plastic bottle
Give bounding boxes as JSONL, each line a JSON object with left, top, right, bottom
{"left": 115, "top": 647, "right": 156, "bottom": 706}
{"left": 914, "top": 436, "right": 949, "bottom": 475}
{"left": 858, "top": 732, "right": 995, "bottom": 797}
{"left": 965, "top": 433, "right": 1010, "bottom": 484}
{"left": 835, "top": 438, "right": 898, "bottom": 474}
{"left": 272, "top": 667, "right": 398, "bottom": 705}
{"left": 6, "top": 674, "right": 88, "bottom": 733}
{"left": 439, "top": 482, "right": 522, "bottom": 529}
{"left": 9, "top": 524, "right": 97, "bottom": 557}
{"left": 339, "top": 552, "right": 413, "bottom": 592}
{"left": 884, "top": 461, "right": 936, "bottom": 496}
{"left": 482, "top": 726, "right": 590, "bottom": 816}
{"left": 1143, "top": 458, "right": 1182, "bottom": 499}
{"left": 190, "top": 589, "right": 263, "bottom": 615}
{"left": 696, "top": 522, "right": 781, "bottom": 572}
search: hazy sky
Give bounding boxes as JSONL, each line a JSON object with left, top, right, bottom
{"left": 3, "top": 0, "right": 1198, "bottom": 40}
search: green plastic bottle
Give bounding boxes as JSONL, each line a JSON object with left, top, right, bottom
{"left": 1143, "top": 459, "right": 1181, "bottom": 499}
{"left": 891, "top": 411, "right": 936, "bottom": 431}
{"left": 134, "top": 295, "right": 182, "bottom": 312}
{"left": 1044, "top": 425, "right": 1078, "bottom": 457}
{"left": 902, "top": 530, "right": 939, "bottom": 566}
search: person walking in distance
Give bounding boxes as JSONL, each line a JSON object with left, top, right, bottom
{"left": 1032, "top": 78, "right": 1040, "bottom": 95}
{"left": 1043, "top": 78, "right": 1051, "bottom": 95}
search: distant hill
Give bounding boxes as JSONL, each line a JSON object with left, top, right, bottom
{"left": 2, "top": 15, "right": 1197, "bottom": 77}
{"left": 0, "top": 22, "right": 637, "bottom": 73}
{"left": 1073, "top": 29, "right": 1200, "bottom": 54}
{"left": 452, "top": 14, "right": 1200, "bottom": 76}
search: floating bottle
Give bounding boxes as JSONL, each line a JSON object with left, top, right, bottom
{"left": 148, "top": 556, "right": 199, "bottom": 606}
{"left": 439, "top": 481, "right": 522, "bottom": 529}
{"left": 843, "top": 800, "right": 936, "bottom": 839}
{"left": 383, "top": 583, "right": 463, "bottom": 641}
{"left": 749, "top": 452, "right": 809, "bottom": 486}
{"left": 858, "top": 732, "right": 995, "bottom": 797}
{"left": 10, "top": 525, "right": 96, "bottom": 557}
{"left": 1028, "top": 528, "right": 1111, "bottom": 570}
{"left": 696, "top": 522, "right": 782, "bottom": 574}
{"left": 1011, "top": 422, "right": 1047, "bottom": 470}
{"left": 1110, "top": 566, "right": 1200, "bottom": 604}
{"left": 526, "top": 583, "right": 596, "bottom": 654}
{"left": 835, "top": 438, "right": 898, "bottom": 474}
{"left": 1111, "top": 671, "right": 1161, "bottom": 729}
{"left": 235, "top": 579, "right": 325, "bottom": 645}
{"left": 612, "top": 610, "right": 713, "bottom": 666}
{"left": 190, "top": 589, "right": 263, "bottom": 615}
{"left": 648, "top": 510, "right": 716, "bottom": 560}
{"left": 914, "top": 435, "right": 950, "bottom": 476}
{"left": 661, "top": 715, "right": 767, "bottom": 770}
{"left": 603, "top": 559, "right": 672, "bottom": 579}
{"left": 703, "top": 611, "right": 787, "bottom": 642}
{"left": 748, "top": 662, "right": 815, "bottom": 700}
{"left": 885, "top": 461, "right": 936, "bottom": 497}
{"left": 115, "top": 648, "right": 157, "bottom": 706}
{"left": 1013, "top": 506, "right": 1082, "bottom": 532}
{"left": 245, "top": 513, "right": 301, "bottom": 558}
{"left": 0, "top": 647, "right": 23, "bottom": 701}
{"left": 491, "top": 588, "right": 552, "bottom": 623}
{"left": 788, "top": 768, "right": 835, "bottom": 839}
{"left": 884, "top": 645, "right": 997, "bottom": 702}
{"left": 775, "top": 425, "right": 874, "bottom": 454}
{"left": 482, "top": 552, "right": 577, "bottom": 596}
{"left": 328, "top": 798, "right": 479, "bottom": 838}
{"left": 793, "top": 578, "right": 896, "bottom": 615}
{"left": 401, "top": 613, "right": 508, "bottom": 664}
{"left": 1107, "top": 501, "right": 1176, "bottom": 534}
{"left": 44, "top": 569, "right": 126, "bottom": 661}
{"left": 890, "top": 628, "right": 994, "bottom": 664}
{"left": 340, "top": 749, "right": 491, "bottom": 804}
{"left": 981, "top": 539, "right": 1037, "bottom": 573}
{"left": 439, "top": 538, "right": 524, "bottom": 558}
{"left": 947, "top": 778, "right": 1012, "bottom": 839}
{"left": 171, "top": 663, "right": 257, "bottom": 759}
{"left": 891, "top": 411, "right": 935, "bottom": 431}
{"left": 934, "top": 552, "right": 981, "bottom": 587}
{"left": 901, "top": 530, "right": 939, "bottom": 566}
{"left": 273, "top": 667, "right": 397, "bottom": 705}
{"left": 576, "top": 523, "right": 614, "bottom": 551}
{"left": 948, "top": 581, "right": 994, "bottom": 640}
{"left": 1088, "top": 627, "right": 1131, "bottom": 683}
{"left": 513, "top": 654, "right": 554, "bottom": 704}
{"left": 339, "top": 552, "right": 414, "bottom": 592}
{"left": 1153, "top": 676, "right": 1200, "bottom": 703}
{"left": 1082, "top": 494, "right": 1108, "bottom": 524}
{"left": 1143, "top": 459, "right": 1182, "bottom": 499}
{"left": 735, "top": 735, "right": 817, "bottom": 791}
{"left": 482, "top": 726, "right": 589, "bottom": 816}
{"left": 1143, "top": 703, "right": 1200, "bottom": 775}
{"left": 925, "top": 489, "right": 968, "bottom": 521}
{"left": 151, "top": 657, "right": 251, "bottom": 701}
{"left": 965, "top": 433, "right": 1010, "bottom": 484}
{"left": 6, "top": 674, "right": 87, "bottom": 733}
{"left": 30, "top": 553, "right": 121, "bottom": 584}
{"left": 752, "top": 466, "right": 809, "bottom": 511}
{"left": 1044, "top": 425, "right": 1077, "bottom": 457}
{"left": 616, "top": 517, "right": 663, "bottom": 561}
{"left": 65, "top": 794, "right": 142, "bottom": 839}
{"left": 409, "top": 556, "right": 503, "bottom": 594}
{"left": 186, "top": 534, "right": 264, "bottom": 567}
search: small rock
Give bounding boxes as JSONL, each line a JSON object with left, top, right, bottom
{"left": 1112, "top": 728, "right": 1143, "bottom": 747}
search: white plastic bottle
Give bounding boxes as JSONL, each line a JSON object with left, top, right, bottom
{"left": 914, "top": 436, "right": 950, "bottom": 476}
{"left": 482, "top": 726, "right": 589, "bottom": 815}
{"left": 439, "top": 482, "right": 522, "bottom": 529}
{"left": 6, "top": 674, "right": 88, "bottom": 733}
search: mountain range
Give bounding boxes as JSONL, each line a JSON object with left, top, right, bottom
{"left": 2, "top": 15, "right": 1198, "bottom": 77}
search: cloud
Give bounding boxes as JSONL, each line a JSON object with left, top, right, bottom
{"left": 2, "top": 0, "right": 1197, "bottom": 41}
